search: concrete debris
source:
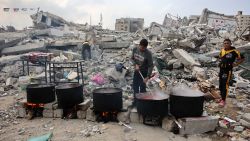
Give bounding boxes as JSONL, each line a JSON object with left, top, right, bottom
{"left": 178, "top": 116, "right": 219, "bottom": 135}
{"left": 1, "top": 42, "right": 46, "bottom": 55}
{"left": 0, "top": 8, "right": 250, "bottom": 141}
{"left": 173, "top": 49, "right": 201, "bottom": 69}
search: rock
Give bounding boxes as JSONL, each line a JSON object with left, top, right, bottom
{"left": 192, "top": 66, "right": 206, "bottom": 80}
{"left": 242, "top": 113, "right": 250, "bottom": 122}
{"left": 216, "top": 131, "right": 224, "bottom": 137}
{"left": 17, "top": 107, "right": 27, "bottom": 118}
{"left": 18, "top": 128, "right": 25, "bottom": 135}
{"left": 53, "top": 109, "right": 63, "bottom": 118}
{"left": 172, "top": 49, "right": 201, "bottom": 69}
{"left": 167, "top": 59, "right": 178, "bottom": 66}
{"left": 44, "top": 102, "right": 57, "bottom": 110}
{"left": 239, "top": 119, "right": 250, "bottom": 128}
{"left": 162, "top": 117, "right": 174, "bottom": 131}
{"left": 234, "top": 126, "right": 244, "bottom": 132}
{"left": 173, "top": 61, "right": 182, "bottom": 69}
{"left": 117, "top": 112, "right": 129, "bottom": 122}
{"left": 5, "top": 77, "right": 15, "bottom": 86}
{"left": 43, "top": 109, "right": 54, "bottom": 118}
{"left": 130, "top": 108, "right": 143, "bottom": 123}
{"left": 77, "top": 111, "right": 86, "bottom": 119}
{"left": 236, "top": 81, "right": 249, "bottom": 89}
{"left": 86, "top": 108, "right": 95, "bottom": 122}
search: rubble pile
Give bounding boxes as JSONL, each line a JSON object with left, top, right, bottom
{"left": 0, "top": 8, "right": 250, "bottom": 141}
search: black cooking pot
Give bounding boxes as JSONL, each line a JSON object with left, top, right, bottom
{"left": 136, "top": 91, "right": 169, "bottom": 117}
{"left": 26, "top": 84, "right": 55, "bottom": 104}
{"left": 93, "top": 88, "right": 122, "bottom": 112}
{"left": 56, "top": 83, "right": 83, "bottom": 109}
{"left": 170, "top": 86, "right": 204, "bottom": 118}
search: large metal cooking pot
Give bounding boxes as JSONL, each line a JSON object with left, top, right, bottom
{"left": 56, "top": 83, "right": 83, "bottom": 109}
{"left": 136, "top": 91, "right": 169, "bottom": 117}
{"left": 26, "top": 84, "right": 55, "bottom": 104}
{"left": 170, "top": 84, "right": 204, "bottom": 118}
{"left": 93, "top": 87, "right": 122, "bottom": 112}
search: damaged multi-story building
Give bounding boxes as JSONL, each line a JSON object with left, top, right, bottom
{"left": 236, "top": 11, "right": 250, "bottom": 32}
{"left": 115, "top": 18, "right": 144, "bottom": 32}
{"left": 30, "top": 11, "right": 69, "bottom": 29}
{"left": 198, "top": 8, "right": 237, "bottom": 31}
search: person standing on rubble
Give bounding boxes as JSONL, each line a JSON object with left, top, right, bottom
{"left": 218, "top": 39, "right": 245, "bottom": 107}
{"left": 131, "top": 39, "right": 154, "bottom": 106}
{"left": 82, "top": 41, "right": 91, "bottom": 60}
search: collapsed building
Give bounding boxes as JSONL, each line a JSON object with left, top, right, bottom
{"left": 0, "top": 8, "right": 250, "bottom": 141}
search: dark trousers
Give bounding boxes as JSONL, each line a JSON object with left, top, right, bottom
{"left": 219, "top": 69, "right": 232, "bottom": 101}
{"left": 133, "top": 71, "right": 147, "bottom": 105}
{"left": 82, "top": 48, "right": 91, "bottom": 60}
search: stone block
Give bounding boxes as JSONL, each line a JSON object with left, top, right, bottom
{"left": 178, "top": 116, "right": 219, "bottom": 135}
{"left": 243, "top": 106, "right": 250, "bottom": 113}
{"left": 239, "top": 119, "right": 250, "bottom": 128}
{"left": 86, "top": 108, "right": 95, "bottom": 122}
{"left": 236, "top": 82, "right": 249, "bottom": 89}
{"left": 77, "top": 110, "right": 87, "bottom": 119}
{"left": 53, "top": 109, "right": 63, "bottom": 118}
{"left": 129, "top": 108, "right": 143, "bottom": 123}
{"left": 43, "top": 109, "right": 54, "bottom": 118}
{"left": 192, "top": 66, "right": 206, "bottom": 80}
{"left": 6, "top": 77, "right": 15, "bottom": 86}
{"left": 242, "top": 113, "right": 250, "bottom": 123}
{"left": 101, "top": 36, "right": 116, "bottom": 42}
{"left": 44, "top": 102, "right": 56, "bottom": 110}
{"left": 173, "top": 49, "right": 200, "bottom": 69}
{"left": 78, "top": 99, "right": 91, "bottom": 111}
{"left": 17, "top": 107, "right": 27, "bottom": 118}
{"left": 17, "top": 99, "right": 27, "bottom": 108}
{"left": 173, "top": 61, "right": 182, "bottom": 69}
{"left": 117, "top": 112, "right": 129, "bottom": 122}
{"left": 162, "top": 117, "right": 174, "bottom": 131}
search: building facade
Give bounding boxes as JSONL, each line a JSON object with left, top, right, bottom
{"left": 115, "top": 18, "right": 144, "bottom": 32}
{"left": 236, "top": 11, "right": 250, "bottom": 32}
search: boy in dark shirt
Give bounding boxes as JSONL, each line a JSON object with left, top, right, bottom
{"left": 218, "top": 39, "right": 245, "bottom": 107}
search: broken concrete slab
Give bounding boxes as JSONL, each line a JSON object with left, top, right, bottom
{"left": 100, "top": 41, "right": 130, "bottom": 49}
{"left": 5, "top": 77, "right": 15, "bottom": 86}
{"left": 192, "top": 66, "right": 206, "bottom": 80}
{"left": 242, "top": 113, "right": 250, "bottom": 123}
{"left": 178, "top": 116, "right": 219, "bottom": 135}
{"left": 239, "top": 119, "right": 250, "bottom": 128}
{"left": 167, "top": 59, "right": 178, "bottom": 66}
{"left": 0, "top": 38, "right": 23, "bottom": 51}
{"left": 0, "top": 55, "right": 23, "bottom": 65}
{"left": 1, "top": 42, "right": 46, "bottom": 55}
{"left": 173, "top": 61, "right": 182, "bottom": 69}
{"left": 101, "top": 35, "right": 116, "bottom": 42}
{"left": 178, "top": 38, "right": 196, "bottom": 48}
{"left": 173, "top": 49, "right": 201, "bottom": 69}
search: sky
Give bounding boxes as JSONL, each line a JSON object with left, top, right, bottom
{"left": 0, "top": 0, "right": 250, "bottom": 30}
